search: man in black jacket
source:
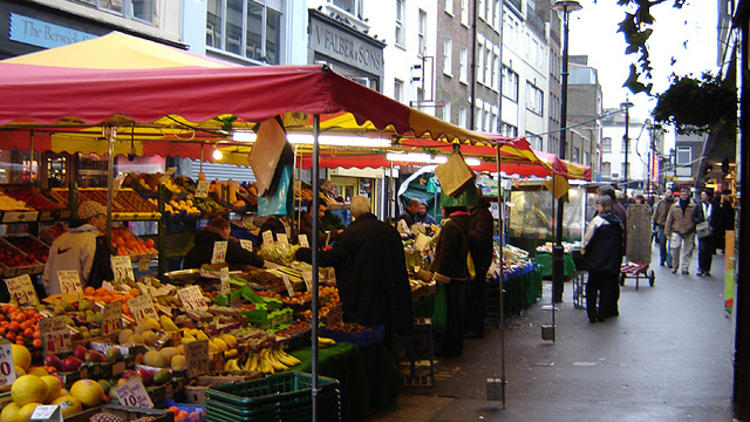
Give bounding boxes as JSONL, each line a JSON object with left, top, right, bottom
{"left": 466, "top": 192, "right": 494, "bottom": 338}
{"left": 295, "top": 196, "right": 413, "bottom": 349}
{"left": 581, "top": 196, "right": 624, "bottom": 323}
{"left": 183, "top": 217, "right": 265, "bottom": 269}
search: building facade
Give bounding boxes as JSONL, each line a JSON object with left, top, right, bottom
{"left": 567, "top": 55, "right": 602, "bottom": 174}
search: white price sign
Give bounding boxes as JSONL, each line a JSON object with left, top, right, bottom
{"left": 185, "top": 340, "right": 210, "bottom": 378}
{"left": 30, "top": 405, "right": 61, "bottom": 422}
{"left": 211, "top": 241, "right": 227, "bottom": 264}
{"left": 39, "top": 316, "right": 71, "bottom": 354}
{"left": 276, "top": 233, "right": 289, "bottom": 246}
{"left": 138, "top": 256, "right": 150, "bottom": 272}
{"left": 219, "top": 267, "right": 230, "bottom": 296}
{"left": 0, "top": 343, "right": 16, "bottom": 387}
{"left": 298, "top": 234, "right": 309, "bottom": 248}
{"left": 195, "top": 180, "right": 210, "bottom": 198}
{"left": 127, "top": 295, "right": 159, "bottom": 326}
{"left": 177, "top": 286, "right": 209, "bottom": 311}
{"left": 101, "top": 301, "right": 122, "bottom": 336}
{"left": 239, "top": 239, "right": 253, "bottom": 252}
{"left": 281, "top": 274, "right": 294, "bottom": 297}
{"left": 262, "top": 231, "right": 274, "bottom": 245}
{"left": 113, "top": 377, "right": 153, "bottom": 409}
{"left": 302, "top": 272, "right": 313, "bottom": 292}
{"left": 56, "top": 271, "right": 82, "bottom": 295}
{"left": 111, "top": 256, "right": 135, "bottom": 283}
{"left": 5, "top": 274, "right": 39, "bottom": 305}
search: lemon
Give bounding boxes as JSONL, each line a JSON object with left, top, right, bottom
{"left": 11, "top": 375, "right": 47, "bottom": 406}
{"left": 10, "top": 345, "right": 31, "bottom": 371}
{"left": 70, "top": 379, "right": 104, "bottom": 408}
{"left": 51, "top": 396, "right": 83, "bottom": 417}
{"left": 16, "top": 403, "right": 40, "bottom": 422}
{"left": 40, "top": 376, "right": 62, "bottom": 403}
{"left": 0, "top": 402, "right": 21, "bottom": 422}
{"left": 26, "top": 367, "right": 47, "bottom": 377}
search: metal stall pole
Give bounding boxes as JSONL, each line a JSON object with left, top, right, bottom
{"left": 200, "top": 143, "right": 204, "bottom": 173}
{"left": 310, "top": 115, "right": 321, "bottom": 422}
{"left": 105, "top": 127, "right": 117, "bottom": 249}
{"left": 29, "top": 131, "right": 35, "bottom": 186}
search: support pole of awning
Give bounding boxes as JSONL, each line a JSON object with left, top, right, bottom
{"left": 495, "top": 145, "right": 507, "bottom": 407}
{"left": 200, "top": 143, "right": 204, "bottom": 173}
{"left": 106, "top": 126, "right": 117, "bottom": 249}
{"left": 310, "top": 114, "right": 320, "bottom": 422}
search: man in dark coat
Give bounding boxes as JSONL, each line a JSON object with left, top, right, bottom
{"left": 396, "top": 198, "right": 421, "bottom": 227}
{"left": 581, "top": 196, "right": 624, "bottom": 323}
{"left": 183, "top": 217, "right": 265, "bottom": 269}
{"left": 695, "top": 189, "right": 715, "bottom": 277}
{"left": 466, "top": 192, "right": 494, "bottom": 337}
{"left": 295, "top": 196, "right": 413, "bottom": 349}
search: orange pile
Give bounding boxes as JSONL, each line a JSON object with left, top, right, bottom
{"left": 83, "top": 287, "right": 140, "bottom": 318}
{"left": 111, "top": 227, "right": 156, "bottom": 256}
{"left": 0, "top": 304, "right": 43, "bottom": 349}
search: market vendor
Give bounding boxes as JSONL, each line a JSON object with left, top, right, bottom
{"left": 183, "top": 217, "right": 265, "bottom": 269}
{"left": 396, "top": 198, "right": 421, "bottom": 227}
{"left": 294, "top": 195, "right": 413, "bottom": 349}
{"left": 415, "top": 201, "right": 436, "bottom": 225}
{"left": 42, "top": 201, "right": 114, "bottom": 295}
{"left": 298, "top": 202, "right": 333, "bottom": 247}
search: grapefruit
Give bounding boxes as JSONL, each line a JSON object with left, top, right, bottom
{"left": 50, "top": 396, "right": 83, "bottom": 417}
{"left": 13, "top": 366, "right": 25, "bottom": 376}
{"left": 10, "top": 345, "right": 31, "bottom": 371}
{"left": 16, "top": 403, "right": 40, "bottom": 422}
{"left": 26, "top": 367, "right": 47, "bottom": 377}
{"left": 11, "top": 375, "right": 47, "bottom": 406}
{"left": 70, "top": 379, "right": 104, "bottom": 408}
{"left": 0, "top": 402, "right": 21, "bottom": 422}
{"left": 40, "top": 376, "right": 62, "bottom": 403}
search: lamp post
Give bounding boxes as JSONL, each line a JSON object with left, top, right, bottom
{"left": 550, "top": 0, "right": 581, "bottom": 303}
{"left": 620, "top": 100, "right": 633, "bottom": 197}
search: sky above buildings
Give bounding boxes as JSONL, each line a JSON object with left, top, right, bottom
{"left": 569, "top": 0, "right": 720, "bottom": 127}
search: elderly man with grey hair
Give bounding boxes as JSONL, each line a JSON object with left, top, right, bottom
{"left": 295, "top": 196, "right": 413, "bottom": 349}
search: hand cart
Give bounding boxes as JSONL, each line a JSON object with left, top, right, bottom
{"left": 620, "top": 204, "right": 655, "bottom": 291}
{"left": 619, "top": 261, "right": 654, "bottom": 290}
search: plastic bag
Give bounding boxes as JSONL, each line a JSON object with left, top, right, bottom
{"left": 258, "top": 163, "right": 293, "bottom": 216}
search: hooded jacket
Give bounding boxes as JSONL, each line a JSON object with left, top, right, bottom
{"left": 469, "top": 199, "right": 494, "bottom": 276}
{"left": 583, "top": 211, "right": 624, "bottom": 274}
{"left": 42, "top": 224, "right": 113, "bottom": 295}
{"left": 183, "top": 225, "right": 264, "bottom": 269}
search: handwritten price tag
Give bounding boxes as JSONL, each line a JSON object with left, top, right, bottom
{"left": 57, "top": 271, "right": 82, "bottom": 295}
{"left": 113, "top": 377, "right": 153, "bottom": 408}
{"left": 185, "top": 340, "right": 209, "bottom": 378}
{"left": 138, "top": 256, "right": 150, "bottom": 272}
{"left": 111, "top": 256, "right": 135, "bottom": 283}
{"left": 211, "top": 241, "right": 227, "bottom": 264}
{"left": 219, "top": 267, "right": 230, "bottom": 296}
{"left": 30, "top": 405, "right": 61, "bottom": 422}
{"left": 5, "top": 274, "right": 39, "bottom": 305}
{"left": 39, "top": 316, "right": 71, "bottom": 354}
{"left": 101, "top": 301, "right": 122, "bottom": 336}
{"left": 298, "top": 234, "right": 309, "bottom": 248}
{"left": 262, "top": 231, "right": 273, "bottom": 245}
{"left": 277, "top": 233, "right": 289, "bottom": 246}
{"left": 0, "top": 343, "right": 16, "bottom": 387}
{"left": 177, "top": 286, "right": 208, "bottom": 311}
{"left": 239, "top": 239, "right": 253, "bottom": 252}
{"left": 281, "top": 274, "right": 294, "bottom": 297}
{"left": 302, "top": 272, "right": 313, "bottom": 292}
{"left": 127, "top": 295, "right": 158, "bottom": 326}
{"left": 195, "top": 181, "right": 210, "bottom": 198}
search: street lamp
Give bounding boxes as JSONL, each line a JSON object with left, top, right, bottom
{"left": 550, "top": 0, "right": 581, "bottom": 304}
{"left": 620, "top": 100, "right": 633, "bottom": 197}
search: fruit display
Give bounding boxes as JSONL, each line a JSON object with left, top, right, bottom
{"left": 49, "top": 188, "right": 159, "bottom": 219}
{"left": 3, "top": 188, "right": 66, "bottom": 215}
{"left": 111, "top": 226, "right": 157, "bottom": 257}
{"left": 0, "top": 191, "right": 34, "bottom": 211}
{"left": 0, "top": 241, "right": 42, "bottom": 277}
{"left": 3, "top": 236, "right": 49, "bottom": 264}
{"left": 0, "top": 307, "right": 43, "bottom": 349}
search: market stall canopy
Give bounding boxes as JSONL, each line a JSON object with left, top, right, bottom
{"left": 0, "top": 31, "right": 496, "bottom": 155}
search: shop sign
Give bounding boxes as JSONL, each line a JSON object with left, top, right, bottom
{"left": 276, "top": 233, "right": 289, "bottom": 246}
{"left": 309, "top": 16, "right": 383, "bottom": 75}
{"left": 281, "top": 274, "right": 294, "bottom": 297}
{"left": 239, "top": 239, "right": 253, "bottom": 252}
{"left": 5, "top": 274, "right": 40, "bottom": 305}
{"left": 262, "top": 231, "right": 274, "bottom": 245}
{"left": 195, "top": 181, "right": 210, "bottom": 198}
{"left": 9, "top": 13, "right": 96, "bottom": 49}
{"left": 113, "top": 377, "right": 153, "bottom": 408}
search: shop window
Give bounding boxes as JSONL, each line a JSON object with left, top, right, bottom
{"left": 74, "top": 0, "right": 155, "bottom": 24}
{"left": 206, "top": 0, "right": 282, "bottom": 64}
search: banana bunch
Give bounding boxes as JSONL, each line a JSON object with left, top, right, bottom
{"left": 240, "top": 348, "right": 302, "bottom": 375}
{"left": 318, "top": 337, "right": 336, "bottom": 348}
{"left": 224, "top": 358, "right": 242, "bottom": 372}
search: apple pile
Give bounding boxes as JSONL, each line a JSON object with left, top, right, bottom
{"left": 45, "top": 345, "right": 123, "bottom": 373}
{"left": 4, "top": 236, "right": 49, "bottom": 264}
{"left": 5, "top": 189, "right": 64, "bottom": 211}
{"left": 0, "top": 242, "right": 38, "bottom": 268}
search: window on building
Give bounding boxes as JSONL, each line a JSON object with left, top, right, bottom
{"left": 78, "top": 0, "right": 156, "bottom": 23}
{"left": 493, "top": 0, "right": 500, "bottom": 29}
{"left": 502, "top": 66, "right": 519, "bottom": 102}
{"left": 394, "top": 79, "right": 403, "bottom": 102}
{"left": 395, "top": 0, "right": 405, "bottom": 46}
{"left": 418, "top": 9, "right": 427, "bottom": 56}
{"left": 445, "top": 0, "right": 454, "bottom": 15}
{"left": 459, "top": 107, "right": 468, "bottom": 128}
{"left": 459, "top": 49, "right": 468, "bottom": 83}
{"left": 525, "top": 81, "right": 543, "bottom": 115}
{"left": 621, "top": 137, "right": 628, "bottom": 152}
{"left": 601, "top": 162, "right": 611, "bottom": 177}
{"left": 206, "top": 0, "right": 282, "bottom": 64}
{"left": 484, "top": 106, "right": 491, "bottom": 131}
{"left": 477, "top": 45, "right": 485, "bottom": 85}
{"left": 461, "top": 0, "right": 469, "bottom": 25}
{"left": 479, "top": 0, "right": 486, "bottom": 20}
{"left": 443, "top": 39, "right": 452, "bottom": 76}
{"left": 443, "top": 101, "right": 452, "bottom": 123}
{"left": 485, "top": 48, "right": 492, "bottom": 87}
{"left": 502, "top": 123, "right": 518, "bottom": 138}
{"left": 572, "top": 147, "right": 580, "bottom": 163}
{"left": 332, "top": 0, "right": 364, "bottom": 20}
{"left": 584, "top": 151, "right": 590, "bottom": 166}
{"left": 676, "top": 146, "right": 692, "bottom": 177}
{"left": 475, "top": 106, "right": 482, "bottom": 130}
{"left": 602, "top": 137, "right": 612, "bottom": 153}
{"left": 525, "top": 132, "right": 540, "bottom": 150}
{"left": 416, "top": 87, "right": 424, "bottom": 106}
{"left": 621, "top": 162, "right": 630, "bottom": 179}
{"left": 491, "top": 52, "right": 499, "bottom": 90}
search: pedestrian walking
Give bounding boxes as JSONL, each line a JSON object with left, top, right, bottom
{"left": 665, "top": 188, "right": 699, "bottom": 275}
{"left": 696, "top": 189, "right": 715, "bottom": 277}
{"left": 581, "top": 196, "right": 624, "bottom": 323}
{"left": 652, "top": 191, "right": 675, "bottom": 268}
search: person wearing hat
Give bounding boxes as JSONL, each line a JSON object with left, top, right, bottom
{"left": 42, "top": 200, "right": 114, "bottom": 295}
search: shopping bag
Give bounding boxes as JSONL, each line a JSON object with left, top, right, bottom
{"left": 248, "top": 117, "right": 287, "bottom": 196}
{"left": 696, "top": 221, "right": 713, "bottom": 238}
{"left": 257, "top": 163, "right": 294, "bottom": 216}
{"left": 432, "top": 285, "right": 448, "bottom": 334}
{"left": 434, "top": 149, "right": 475, "bottom": 197}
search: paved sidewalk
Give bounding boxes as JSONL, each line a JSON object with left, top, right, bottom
{"left": 367, "top": 251, "right": 733, "bottom": 421}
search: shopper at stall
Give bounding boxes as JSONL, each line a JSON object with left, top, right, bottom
{"left": 597, "top": 184, "right": 626, "bottom": 316}
{"left": 431, "top": 205, "right": 473, "bottom": 356}
{"left": 294, "top": 196, "right": 413, "bottom": 349}
{"left": 396, "top": 198, "right": 421, "bottom": 227}
{"left": 695, "top": 189, "right": 715, "bottom": 277}
{"left": 183, "top": 217, "right": 264, "bottom": 269}
{"left": 653, "top": 191, "right": 675, "bottom": 268}
{"left": 665, "top": 188, "right": 699, "bottom": 275}
{"left": 258, "top": 215, "right": 289, "bottom": 246}
{"left": 465, "top": 191, "right": 493, "bottom": 338}
{"left": 42, "top": 201, "right": 114, "bottom": 295}
{"left": 299, "top": 202, "right": 327, "bottom": 247}
{"left": 415, "top": 201, "right": 437, "bottom": 225}
{"left": 581, "top": 196, "right": 624, "bottom": 323}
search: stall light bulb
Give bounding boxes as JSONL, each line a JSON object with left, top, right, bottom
{"left": 212, "top": 148, "right": 223, "bottom": 160}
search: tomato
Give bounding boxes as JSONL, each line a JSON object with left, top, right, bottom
{"left": 8, "top": 322, "right": 21, "bottom": 332}
{"left": 33, "top": 330, "right": 40, "bottom": 340}
{"left": 5, "top": 332, "right": 15, "bottom": 341}
{"left": 15, "top": 339, "right": 24, "bottom": 345}
{"left": 32, "top": 338, "right": 42, "bottom": 348}
{"left": 23, "top": 327, "right": 34, "bottom": 338}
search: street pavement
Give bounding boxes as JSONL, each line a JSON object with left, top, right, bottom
{"left": 366, "top": 249, "right": 734, "bottom": 421}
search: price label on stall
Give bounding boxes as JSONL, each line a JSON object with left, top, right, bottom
{"left": 101, "top": 301, "right": 122, "bottom": 336}
{"left": 166, "top": 167, "right": 177, "bottom": 177}
{"left": 112, "top": 377, "right": 153, "bottom": 409}
{"left": 195, "top": 181, "right": 210, "bottom": 198}
{"left": 219, "top": 267, "right": 230, "bottom": 296}
{"left": 40, "top": 316, "right": 71, "bottom": 354}
{"left": 185, "top": 340, "right": 210, "bottom": 378}
{"left": 239, "top": 239, "right": 253, "bottom": 252}
{"left": 177, "top": 286, "right": 209, "bottom": 311}
{"left": 113, "top": 173, "right": 126, "bottom": 191}
{"left": 325, "top": 231, "right": 331, "bottom": 247}
{"left": 276, "top": 233, "right": 289, "bottom": 246}
{"left": 110, "top": 256, "right": 135, "bottom": 283}
{"left": 211, "top": 241, "right": 227, "bottom": 264}
{"left": 56, "top": 271, "right": 82, "bottom": 295}
{"left": 262, "top": 231, "right": 274, "bottom": 245}
{"left": 298, "top": 234, "right": 309, "bottom": 248}
{"left": 127, "top": 295, "right": 158, "bottom": 326}
{"left": 281, "top": 274, "right": 294, "bottom": 297}
{"left": 5, "top": 274, "right": 39, "bottom": 305}
{"left": 0, "top": 342, "right": 16, "bottom": 387}
{"left": 30, "top": 405, "right": 62, "bottom": 422}
{"left": 138, "top": 256, "right": 150, "bottom": 272}
{"left": 302, "top": 272, "right": 313, "bottom": 292}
